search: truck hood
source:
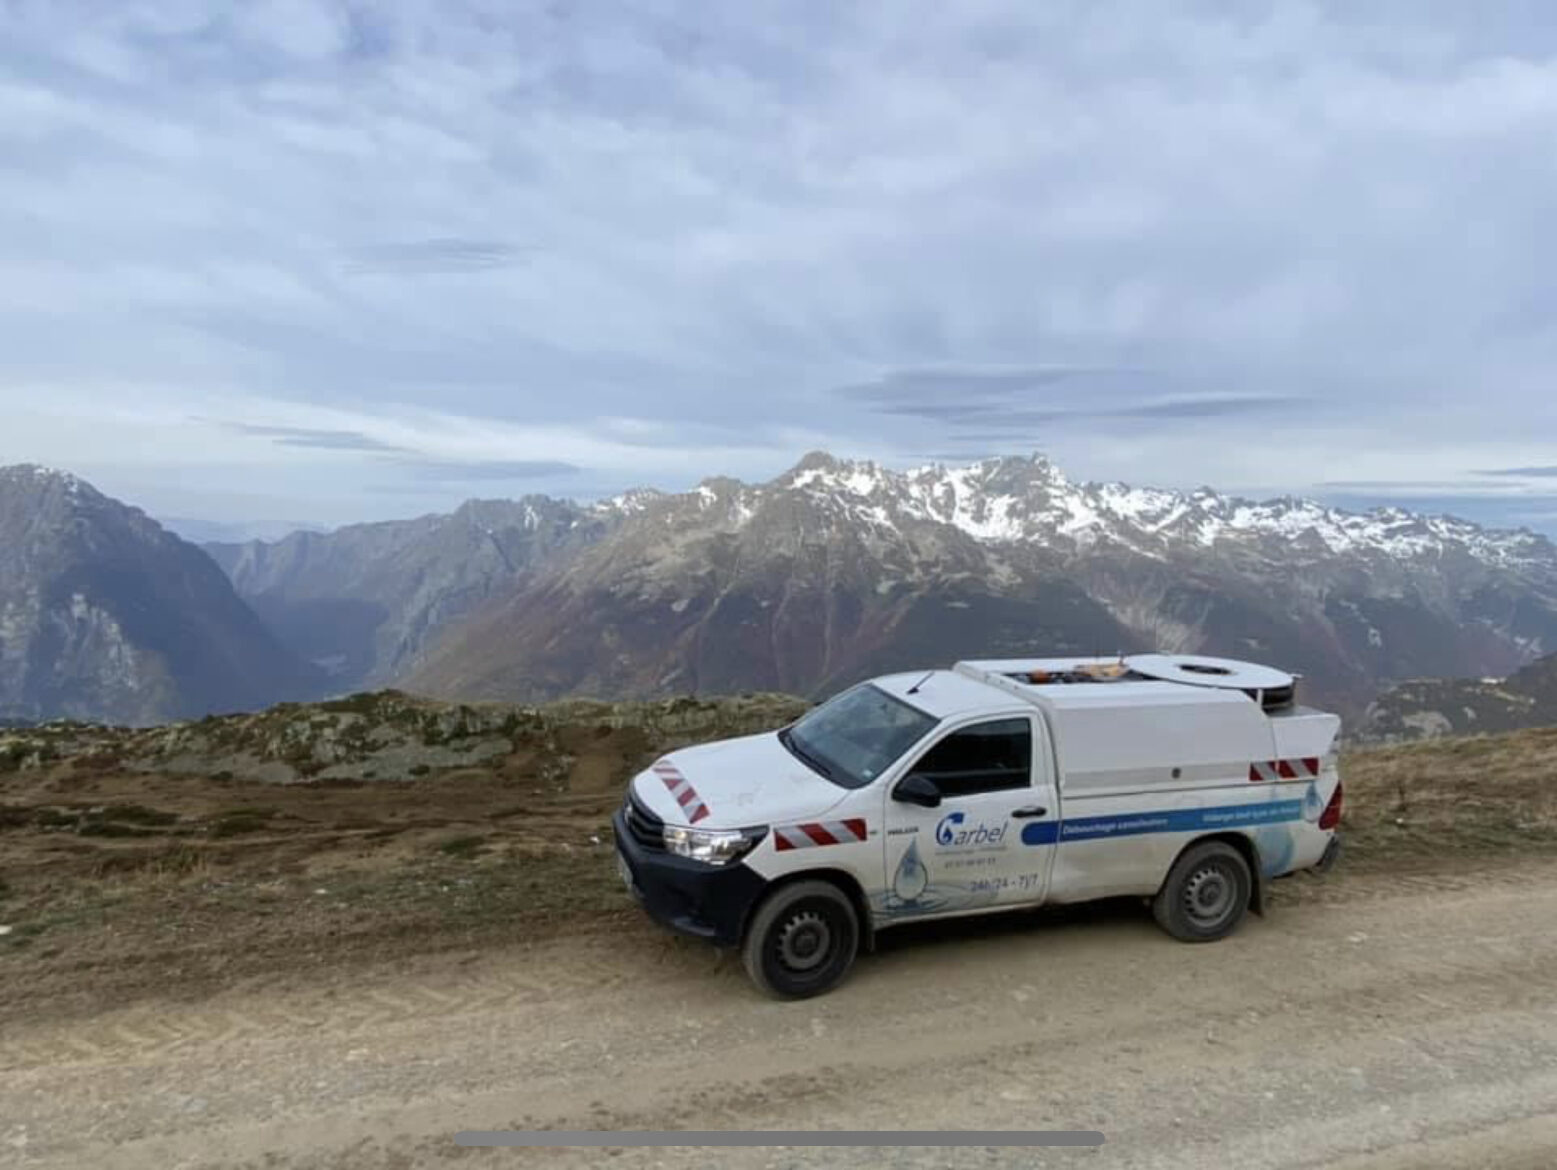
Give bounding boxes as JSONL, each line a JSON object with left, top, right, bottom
{"left": 630, "top": 731, "right": 848, "bottom": 829}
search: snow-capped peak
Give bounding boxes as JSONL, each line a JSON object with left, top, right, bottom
{"left": 585, "top": 452, "right": 1550, "bottom": 571}
{"left": 2, "top": 464, "right": 85, "bottom": 488}
{"left": 0, "top": 463, "right": 97, "bottom": 504}
{"left": 596, "top": 487, "right": 666, "bottom": 516}
{"left": 758, "top": 453, "right": 1550, "bottom": 566}
{"left": 785, "top": 454, "right": 892, "bottom": 499}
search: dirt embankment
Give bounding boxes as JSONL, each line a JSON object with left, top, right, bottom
{"left": 1, "top": 698, "right": 1554, "bottom": 1023}
{"left": 0, "top": 691, "right": 806, "bottom": 1017}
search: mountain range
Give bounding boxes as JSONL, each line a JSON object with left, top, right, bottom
{"left": 4, "top": 453, "right": 1557, "bottom": 726}
{"left": 0, "top": 465, "right": 322, "bottom": 725}
{"left": 1360, "top": 650, "right": 1557, "bottom": 742}
{"left": 215, "top": 452, "right": 1557, "bottom": 721}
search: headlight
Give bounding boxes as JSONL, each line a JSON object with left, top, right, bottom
{"left": 663, "top": 824, "right": 766, "bottom": 866}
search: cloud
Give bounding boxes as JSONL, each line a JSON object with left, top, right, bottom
{"left": 2, "top": 3, "right": 1557, "bottom": 533}
{"left": 1122, "top": 396, "right": 1308, "bottom": 420}
{"left": 212, "top": 421, "right": 580, "bottom": 479}
{"left": 1320, "top": 479, "right": 1511, "bottom": 492}
{"left": 1477, "top": 466, "right": 1557, "bottom": 477}
{"left": 340, "top": 239, "right": 533, "bottom": 276}
{"left": 834, "top": 367, "right": 1139, "bottom": 403}
{"left": 844, "top": 369, "right": 1306, "bottom": 432}
{"left": 395, "top": 459, "right": 582, "bottom": 482}
{"left": 223, "top": 423, "right": 410, "bottom": 453}
{"left": 1315, "top": 491, "right": 1557, "bottom": 536}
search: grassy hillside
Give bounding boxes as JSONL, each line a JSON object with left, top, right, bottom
{"left": 1361, "top": 651, "right": 1557, "bottom": 742}
{"left": 1337, "top": 726, "right": 1557, "bottom": 860}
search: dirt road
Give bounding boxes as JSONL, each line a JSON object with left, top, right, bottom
{"left": 3, "top": 860, "right": 1555, "bottom": 1170}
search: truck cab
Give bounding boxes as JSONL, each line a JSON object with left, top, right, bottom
{"left": 612, "top": 654, "right": 1344, "bottom": 999}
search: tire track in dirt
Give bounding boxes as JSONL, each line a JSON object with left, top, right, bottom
{"left": 4, "top": 859, "right": 1553, "bottom": 1077}
{"left": 8, "top": 870, "right": 1557, "bottom": 1170}
{"left": 0, "top": 964, "right": 630, "bottom": 1069}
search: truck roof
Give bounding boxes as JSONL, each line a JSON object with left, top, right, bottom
{"left": 870, "top": 670, "right": 1030, "bottom": 720}
{"left": 877, "top": 653, "right": 1314, "bottom": 719}
{"left": 954, "top": 655, "right": 1296, "bottom": 714}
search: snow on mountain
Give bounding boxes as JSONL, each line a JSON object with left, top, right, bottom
{"left": 202, "top": 450, "right": 1557, "bottom": 720}
{"left": 598, "top": 487, "right": 666, "bottom": 516}
{"left": 1, "top": 463, "right": 91, "bottom": 501}
{"left": 632, "top": 451, "right": 1552, "bottom": 569}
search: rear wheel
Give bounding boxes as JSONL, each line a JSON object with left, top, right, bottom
{"left": 742, "top": 880, "right": 859, "bottom": 1000}
{"left": 1153, "top": 841, "right": 1251, "bottom": 942}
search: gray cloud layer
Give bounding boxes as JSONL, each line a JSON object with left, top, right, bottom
{"left": 226, "top": 423, "right": 409, "bottom": 453}
{"left": 1, "top": 2, "right": 1555, "bottom": 533}
{"left": 341, "top": 239, "right": 532, "bottom": 276}
{"left": 399, "top": 459, "right": 580, "bottom": 482}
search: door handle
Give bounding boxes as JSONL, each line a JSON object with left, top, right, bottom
{"left": 1011, "top": 806, "right": 1048, "bottom": 819}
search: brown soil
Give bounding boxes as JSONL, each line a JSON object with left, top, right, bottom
{"left": 2, "top": 722, "right": 1555, "bottom": 1027}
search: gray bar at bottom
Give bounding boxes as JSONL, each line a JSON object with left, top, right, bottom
{"left": 455, "top": 1131, "right": 1104, "bottom": 1147}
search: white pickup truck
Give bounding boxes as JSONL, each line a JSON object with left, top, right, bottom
{"left": 612, "top": 654, "right": 1344, "bottom": 999}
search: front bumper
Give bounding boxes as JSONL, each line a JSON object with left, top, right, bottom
{"left": 611, "top": 809, "right": 767, "bottom": 947}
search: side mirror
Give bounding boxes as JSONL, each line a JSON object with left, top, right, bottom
{"left": 893, "top": 772, "right": 942, "bottom": 808}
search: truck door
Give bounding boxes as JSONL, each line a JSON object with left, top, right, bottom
{"left": 878, "top": 713, "right": 1059, "bottom": 923}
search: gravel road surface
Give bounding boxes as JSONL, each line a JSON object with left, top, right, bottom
{"left": 3, "top": 863, "right": 1555, "bottom": 1169}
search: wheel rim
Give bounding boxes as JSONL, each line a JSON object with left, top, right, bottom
{"left": 1183, "top": 861, "right": 1238, "bottom": 927}
{"left": 775, "top": 909, "right": 834, "bottom": 972}
{"left": 775, "top": 908, "right": 832, "bottom": 974}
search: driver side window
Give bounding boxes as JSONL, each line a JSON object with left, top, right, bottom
{"left": 908, "top": 718, "right": 1032, "bottom": 797}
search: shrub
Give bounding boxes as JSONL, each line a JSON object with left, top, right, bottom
{"left": 100, "top": 804, "right": 178, "bottom": 827}
{"left": 438, "top": 835, "right": 487, "bottom": 858}
{"left": 209, "top": 812, "right": 272, "bottom": 838}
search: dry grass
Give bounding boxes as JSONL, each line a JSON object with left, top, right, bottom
{"left": 2, "top": 722, "right": 1555, "bottom": 1020}
{"left": 1339, "top": 727, "right": 1557, "bottom": 867}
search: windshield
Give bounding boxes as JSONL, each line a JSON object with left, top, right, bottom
{"left": 781, "top": 684, "right": 938, "bottom": 789}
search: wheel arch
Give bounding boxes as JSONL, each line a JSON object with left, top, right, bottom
{"left": 1163, "top": 832, "right": 1265, "bottom": 916}
{"left": 746, "top": 867, "right": 877, "bottom": 950}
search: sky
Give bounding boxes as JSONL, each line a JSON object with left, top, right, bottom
{"left": 2, "top": 0, "right": 1556, "bottom": 540}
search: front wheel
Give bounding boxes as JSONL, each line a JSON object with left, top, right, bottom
{"left": 742, "top": 880, "right": 859, "bottom": 1000}
{"left": 1153, "top": 841, "right": 1252, "bottom": 942}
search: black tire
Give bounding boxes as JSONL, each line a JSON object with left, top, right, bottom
{"left": 1153, "top": 840, "right": 1252, "bottom": 942}
{"left": 741, "top": 880, "right": 860, "bottom": 1000}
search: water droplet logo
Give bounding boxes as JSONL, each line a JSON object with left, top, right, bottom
{"left": 1253, "top": 824, "right": 1295, "bottom": 876}
{"left": 893, "top": 839, "right": 929, "bottom": 903}
{"left": 1303, "top": 781, "right": 1324, "bottom": 822}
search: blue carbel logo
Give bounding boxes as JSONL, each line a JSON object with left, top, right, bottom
{"left": 935, "top": 811, "right": 1007, "bottom": 848}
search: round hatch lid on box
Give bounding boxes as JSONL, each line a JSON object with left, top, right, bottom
{"left": 1126, "top": 654, "right": 1295, "bottom": 695}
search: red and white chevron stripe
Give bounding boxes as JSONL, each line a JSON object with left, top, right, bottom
{"left": 652, "top": 760, "right": 710, "bottom": 824}
{"left": 1249, "top": 757, "right": 1321, "bottom": 782}
{"left": 773, "top": 818, "right": 869, "bottom": 851}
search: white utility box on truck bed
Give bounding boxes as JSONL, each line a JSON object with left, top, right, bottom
{"left": 612, "top": 654, "right": 1344, "bottom": 998}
